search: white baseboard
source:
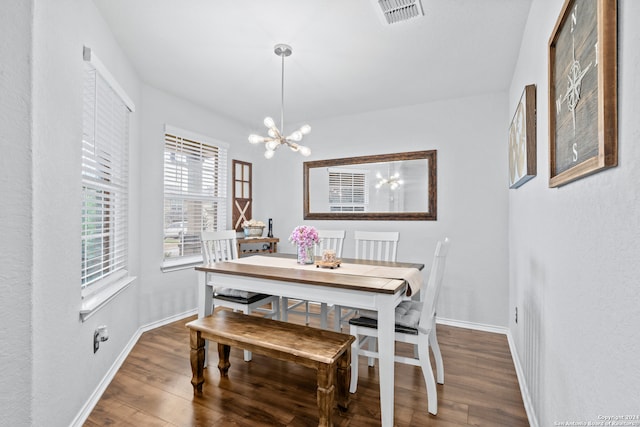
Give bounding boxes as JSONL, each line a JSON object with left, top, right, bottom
{"left": 436, "top": 316, "right": 508, "bottom": 335}
{"left": 70, "top": 308, "right": 197, "bottom": 427}
{"left": 506, "top": 330, "right": 539, "bottom": 427}
{"left": 139, "top": 308, "right": 197, "bottom": 333}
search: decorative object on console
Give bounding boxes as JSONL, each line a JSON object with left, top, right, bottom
{"left": 548, "top": 0, "right": 617, "bottom": 187}
{"left": 509, "top": 84, "right": 537, "bottom": 189}
{"left": 242, "top": 219, "right": 265, "bottom": 237}
{"left": 248, "top": 44, "right": 311, "bottom": 159}
{"left": 289, "top": 225, "right": 319, "bottom": 265}
{"left": 267, "top": 218, "right": 273, "bottom": 238}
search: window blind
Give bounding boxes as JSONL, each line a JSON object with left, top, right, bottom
{"left": 328, "top": 169, "right": 369, "bottom": 212}
{"left": 81, "top": 59, "right": 131, "bottom": 288}
{"left": 163, "top": 126, "right": 228, "bottom": 263}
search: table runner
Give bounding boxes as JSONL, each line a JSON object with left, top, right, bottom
{"left": 226, "top": 255, "right": 424, "bottom": 296}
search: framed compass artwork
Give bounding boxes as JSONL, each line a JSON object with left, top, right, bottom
{"left": 548, "top": 0, "right": 617, "bottom": 188}
{"left": 509, "top": 84, "right": 536, "bottom": 189}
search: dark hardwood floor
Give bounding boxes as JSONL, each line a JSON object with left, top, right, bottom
{"left": 84, "top": 307, "right": 529, "bottom": 426}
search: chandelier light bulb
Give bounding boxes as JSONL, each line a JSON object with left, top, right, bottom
{"left": 265, "top": 140, "right": 279, "bottom": 151}
{"left": 299, "top": 146, "right": 311, "bottom": 157}
{"left": 264, "top": 149, "right": 275, "bottom": 159}
{"left": 289, "top": 130, "right": 303, "bottom": 142}
{"left": 264, "top": 117, "right": 275, "bottom": 129}
{"left": 248, "top": 134, "right": 264, "bottom": 144}
{"left": 300, "top": 124, "right": 311, "bottom": 135}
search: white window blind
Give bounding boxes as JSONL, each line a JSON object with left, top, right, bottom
{"left": 81, "top": 51, "right": 133, "bottom": 289}
{"left": 328, "top": 169, "right": 369, "bottom": 212}
{"left": 163, "top": 126, "right": 228, "bottom": 264}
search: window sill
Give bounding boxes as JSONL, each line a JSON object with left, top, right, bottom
{"left": 161, "top": 255, "right": 203, "bottom": 273}
{"left": 80, "top": 275, "right": 136, "bottom": 322}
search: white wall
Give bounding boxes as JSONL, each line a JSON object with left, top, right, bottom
{"left": 508, "top": 0, "right": 640, "bottom": 425}
{"left": 28, "top": 0, "right": 142, "bottom": 425}
{"left": 252, "top": 93, "right": 511, "bottom": 327}
{"left": 17, "top": 1, "right": 262, "bottom": 424}
{"left": 137, "top": 84, "right": 257, "bottom": 325}
{"left": 0, "top": 1, "right": 34, "bottom": 425}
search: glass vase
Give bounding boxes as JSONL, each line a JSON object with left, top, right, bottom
{"left": 297, "top": 244, "right": 314, "bottom": 265}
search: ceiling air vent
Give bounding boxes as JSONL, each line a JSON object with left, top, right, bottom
{"left": 377, "top": 0, "right": 424, "bottom": 25}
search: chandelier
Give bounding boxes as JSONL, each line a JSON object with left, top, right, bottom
{"left": 248, "top": 44, "right": 311, "bottom": 159}
{"left": 375, "top": 172, "right": 403, "bottom": 190}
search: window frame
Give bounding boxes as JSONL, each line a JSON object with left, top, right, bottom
{"left": 161, "top": 125, "right": 229, "bottom": 272}
{"left": 80, "top": 46, "right": 135, "bottom": 320}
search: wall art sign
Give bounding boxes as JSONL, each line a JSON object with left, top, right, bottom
{"left": 548, "top": 0, "right": 617, "bottom": 187}
{"left": 509, "top": 84, "right": 537, "bottom": 188}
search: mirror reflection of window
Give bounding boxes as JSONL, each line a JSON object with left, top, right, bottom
{"left": 328, "top": 168, "right": 369, "bottom": 212}
{"left": 304, "top": 150, "right": 437, "bottom": 221}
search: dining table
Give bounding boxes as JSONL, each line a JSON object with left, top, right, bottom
{"left": 196, "top": 253, "right": 425, "bottom": 427}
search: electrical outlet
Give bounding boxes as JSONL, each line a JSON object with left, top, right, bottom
{"left": 93, "top": 325, "right": 109, "bottom": 353}
{"left": 515, "top": 306, "right": 518, "bottom": 324}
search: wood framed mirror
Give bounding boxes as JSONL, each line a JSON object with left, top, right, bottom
{"left": 303, "top": 150, "right": 437, "bottom": 221}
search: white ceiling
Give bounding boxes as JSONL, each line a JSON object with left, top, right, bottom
{"left": 94, "top": 0, "right": 532, "bottom": 130}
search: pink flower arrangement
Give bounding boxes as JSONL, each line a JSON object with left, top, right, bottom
{"left": 289, "top": 225, "right": 319, "bottom": 248}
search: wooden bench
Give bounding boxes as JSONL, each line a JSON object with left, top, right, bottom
{"left": 186, "top": 310, "right": 355, "bottom": 427}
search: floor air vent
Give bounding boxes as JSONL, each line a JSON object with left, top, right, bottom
{"left": 377, "top": 0, "right": 424, "bottom": 25}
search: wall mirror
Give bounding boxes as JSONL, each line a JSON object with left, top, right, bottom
{"left": 304, "top": 150, "right": 437, "bottom": 221}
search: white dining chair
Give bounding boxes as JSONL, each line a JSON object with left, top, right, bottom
{"left": 353, "top": 230, "right": 399, "bottom": 262}
{"left": 281, "top": 230, "right": 345, "bottom": 329}
{"left": 201, "top": 230, "right": 280, "bottom": 361}
{"left": 348, "top": 237, "right": 450, "bottom": 415}
{"left": 333, "top": 231, "right": 400, "bottom": 330}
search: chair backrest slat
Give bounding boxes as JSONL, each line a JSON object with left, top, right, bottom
{"left": 201, "top": 230, "right": 239, "bottom": 263}
{"left": 353, "top": 231, "right": 399, "bottom": 262}
{"left": 315, "top": 230, "right": 346, "bottom": 258}
{"left": 419, "top": 238, "right": 450, "bottom": 331}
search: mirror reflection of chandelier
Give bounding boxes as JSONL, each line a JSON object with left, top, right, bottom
{"left": 375, "top": 172, "right": 403, "bottom": 190}
{"left": 248, "top": 44, "right": 311, "bottom": 159}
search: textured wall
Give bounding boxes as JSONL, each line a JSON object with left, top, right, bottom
{"left": 29, "top": 0, "right": 142, "bottom": 425}
{"left": 508, "top": 0, "right": 640, "bottom": 424}
{"left": 0, "top": 1, "right": 34, "bottom": 425}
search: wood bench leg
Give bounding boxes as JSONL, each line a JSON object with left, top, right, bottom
{"left": 189, "top": 330, "right": 205, "bottom": 393}
{"left": 217, "top": 343, "right": 231, "bottom": 377}
{"left": 336, "top": 348, "right": 351, "bottom": 411}
{"left": 317, "top": 364, "right": 335, "bottom": 427}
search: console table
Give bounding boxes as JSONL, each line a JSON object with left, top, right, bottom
{"left": 236, "top": 236, "right": 279, "bottom": 257}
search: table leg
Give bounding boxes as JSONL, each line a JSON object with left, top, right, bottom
{"left": 189, "top": 330, "right": 205, "bottom": 393}
{"left": 377, "top": 299, "right": 396, "bottom": 427}
{"left": 316, "top": 364, "right": 335, "bottom": 427}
